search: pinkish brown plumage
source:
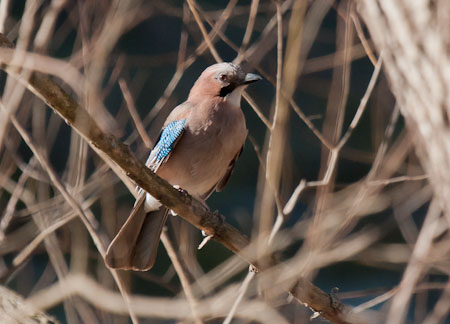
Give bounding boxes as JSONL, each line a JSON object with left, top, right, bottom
{"left": 105, "top": 63, "right": 261, "bottom": 270}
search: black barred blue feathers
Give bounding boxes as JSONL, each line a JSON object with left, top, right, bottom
{"left": 153, "top": 119, "right": 186, "bottom": 162}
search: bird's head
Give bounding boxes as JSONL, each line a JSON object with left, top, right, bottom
{"left": 188, "top": 62, "right": 261, "bottom": 106}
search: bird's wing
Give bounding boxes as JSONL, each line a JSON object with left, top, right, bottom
{"left": 145, "top": 103, "right": 191, "bottom": 172}
{"left": 216, "top": 145, "right": 244, "bottom": 191}
{"left": 201, "top": 145, "right": 244, "bottom": 200}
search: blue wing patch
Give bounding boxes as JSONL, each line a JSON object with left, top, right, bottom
{"left": 154, "top": 119, "right": 186, "bottom": 161}
{"left": 146, "top": 119, "right": 186, "bottom": 169}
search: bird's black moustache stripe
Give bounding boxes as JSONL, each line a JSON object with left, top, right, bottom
{"left": 219, "top": 83, "right": 236, "bottom": 97}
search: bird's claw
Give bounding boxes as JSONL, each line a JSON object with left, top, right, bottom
{"left": 173, "top": 185, "right": 189, "bottom": 196}
{"left": 330, "top": 287, "right": 343, "bottom": 311}
{"left": 211, "top": 210, "right": 225, "bottom": 224}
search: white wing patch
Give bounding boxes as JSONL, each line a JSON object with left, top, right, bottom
{"left": 145, "top": 193, "right": 162, "bottom": 212}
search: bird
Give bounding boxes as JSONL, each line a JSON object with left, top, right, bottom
{"left": 105, "top": 62, "right": 261, "bottom": 271}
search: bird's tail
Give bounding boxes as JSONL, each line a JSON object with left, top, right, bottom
{"left": 105, "top": 195, "right": 169, "bottom": 271}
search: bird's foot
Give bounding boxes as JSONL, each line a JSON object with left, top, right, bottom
{"left": 212, "top": 210, "right": 225, "bottom": 225}
{"left": 173, "top": 184, "right": 189, "bottom": 196}
{"left": 329, "top": 287, "right": 343, "bottom": 311}
{"left": 309, "top": 287, "right": 342, "bottom": 321}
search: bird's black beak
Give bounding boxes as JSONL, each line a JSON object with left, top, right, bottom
{"left": 243, "top": 73, "right": 262, "bottom": 85}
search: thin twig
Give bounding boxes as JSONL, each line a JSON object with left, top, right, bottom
{"left": 119, "top": 78, "right": 152, "bottom": 148}
{"left": 161, "top": 231, "right": 202, "bottom": 324}
{"left": 235, "top": 0, "right": 260, "bottom": 62}
{"left": 336, "top": 52, "right": 383, "bottom": 150}
{"left": 350, "top": 8, "right": 376, "bottom": 66}
{"left": 186, "top": 0, "right": 222, "bottom": 62}
{"left": 368, "top": 175, "right": 428, "bottom": 186}
{"left": 223, "top": 270, "right": 256, "bottom": 324}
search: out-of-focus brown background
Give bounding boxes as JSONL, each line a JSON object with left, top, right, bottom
{"left": 0, "top": 0, "right": 448, "bottom": 323}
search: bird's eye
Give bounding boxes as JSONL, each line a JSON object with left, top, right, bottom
{"left": 219, "top": 74, "right": 228, "bottom": 82}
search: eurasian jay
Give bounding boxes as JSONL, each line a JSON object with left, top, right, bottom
{"left": 105, "top": 62, "right": 261, "bottom": 271}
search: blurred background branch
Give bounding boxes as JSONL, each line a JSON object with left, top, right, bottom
{"left": 0, "top": 0, "right": 448, "bottom": 323}
{"left": 359, "top": 1, "right": 450, "bottom": 323}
